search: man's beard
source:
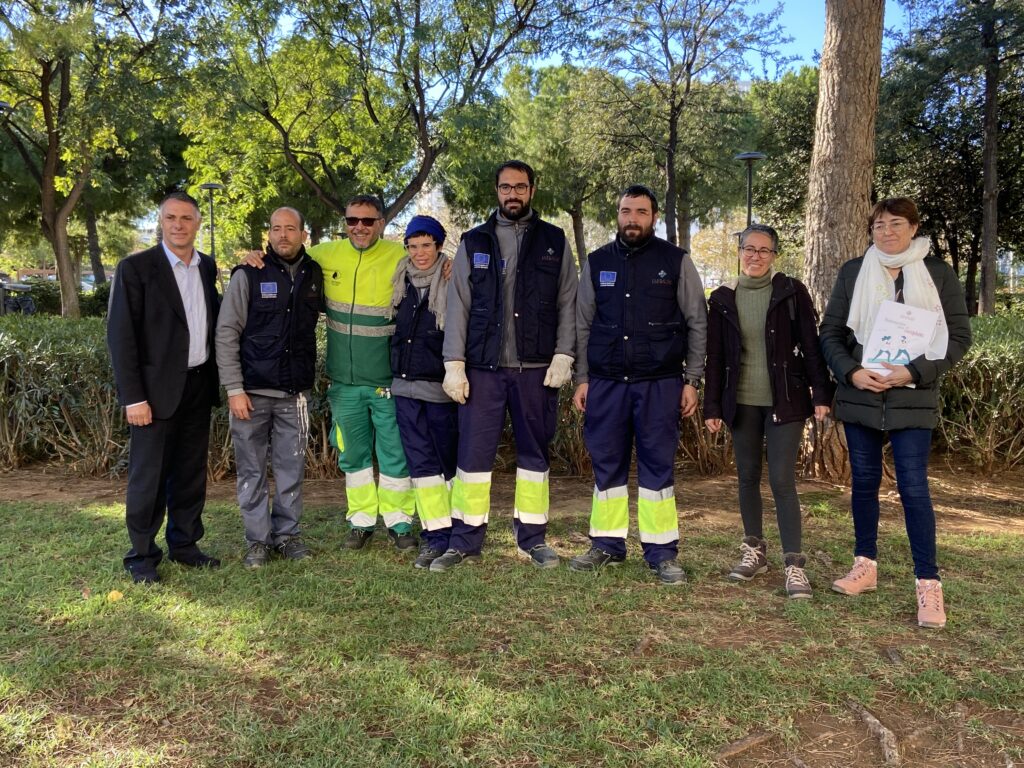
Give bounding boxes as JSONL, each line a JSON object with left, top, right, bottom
{"left": 499, "top": 200, "right": 531, "bottom": 221}
{"left": 272, "top": 242, "right": 302, "bottom": 261}
{"left": 618, "top": 224, "right": 654, "bottom": 246}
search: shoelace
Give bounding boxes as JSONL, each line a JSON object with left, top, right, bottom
{"left": 785, "top": 565, "right": 810, "bottom": 589}
{"left": 847, "top": 560, "right": 874, "bottom": 582}
{"left": 918, "top": 580, "right": 943, "bottom": 610}
{"left": 738, "top": 542, "right": 763, "bottom": 569}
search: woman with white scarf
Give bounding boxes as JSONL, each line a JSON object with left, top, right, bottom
{"left": 389, "top": 215, "right": 457, "bottom": 570}
{"left": 820, "top": 198, "right": 971, "bottom": 629}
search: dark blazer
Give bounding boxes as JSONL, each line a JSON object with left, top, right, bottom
{"left": 107, "top": 244, "right": 221, "bottom": 419}
{"left": 704, "top": 273, "right": 834, "bottom": 428}
{"left": 819, "top": 255, "right": 971, "bottom": 431}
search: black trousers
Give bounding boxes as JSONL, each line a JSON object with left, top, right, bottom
{"left": 124, "top": 368, "right": 212, "bottom": 567}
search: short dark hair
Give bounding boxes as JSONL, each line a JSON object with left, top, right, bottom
{"left": 495, "top": 160, "right": 536, "bottom": 187}
{"left": 619, "top": 184, "right": 659, "bottom": 214}
{"left": 869, "top": 197, "right": 920, "bottom": 231}
{"left": 159, "top": 191, "right": 201, "bottom": 215}
{"left": 271, "top": 206, "right": 306, "bottom": 232}
{"left": 739, "top": 223, "right": 779, "bottom": 251}
{"left": 346, "top": 194, "right": 386, "bottom": 217}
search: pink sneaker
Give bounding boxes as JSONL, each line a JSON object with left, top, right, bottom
{"left": 831, "top": 556, "right": 877, "bottom": 595}
{"left": 916, "top": 579, "right": 946, "bottom": 628}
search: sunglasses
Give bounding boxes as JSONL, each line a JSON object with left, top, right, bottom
{"left": 345, "top": 216, "right": 380, "bottom": 227}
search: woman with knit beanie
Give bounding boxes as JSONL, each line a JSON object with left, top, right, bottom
{"left": 820, "top": 198, "right": 971, "bottom": 628}
{"left": 704, "top": 224, "right": 833, "bottom": 598}
{"left": 390, "top": 215, "right": 458, "bottom": 570}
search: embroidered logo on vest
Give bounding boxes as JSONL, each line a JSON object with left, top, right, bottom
{"left": 599, "top": 271, "right": 617, "bottom": 287}
{"left": 472, "top": 252, "right": 490, "bottom": 269}
{"left": 259, "top": 282, "right": 278, "bottom": 298}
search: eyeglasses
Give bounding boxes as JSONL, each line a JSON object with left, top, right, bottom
{"left": 497, "top": 183, "right": 531, "bottom": 195}
{"left": 345, "top": 216, "right": 380, "bottom": 227}
{"left": 871, "top": 220, "right": 909, "bottom": 233}
{"left": 740, "top": 246, "right": 776, "bottom": 258}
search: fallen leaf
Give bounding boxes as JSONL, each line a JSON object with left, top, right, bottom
{"left": 107, "top": 590, "right": 124, "bottom": 602}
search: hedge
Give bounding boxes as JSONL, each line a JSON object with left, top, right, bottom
{"left": 1, "top": 314, "right": 1020, "bottom": 477}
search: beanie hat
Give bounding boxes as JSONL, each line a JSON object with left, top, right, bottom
{"left": 404, "top": 215, "right": 446, "bottom": 247}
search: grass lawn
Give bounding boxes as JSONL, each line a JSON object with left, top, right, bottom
{"left": 0, "top": 471, "right": 1022, "bottom": 767}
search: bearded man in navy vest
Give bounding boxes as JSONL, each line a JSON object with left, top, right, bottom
{"left": 569, "top": 185, "right": 707, "bottom": 585}
{"left": 216, "top": 207, "right": 323, "bottom": 568}
{"left": 434, "top": 160, "right": 578, "bottom": 572}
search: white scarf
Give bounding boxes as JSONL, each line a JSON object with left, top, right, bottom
{"left": 846, "top": 236, "right": 948, "bottom": 361}
{"left": 390, "top": 255, "right": 448, "bottom": 331}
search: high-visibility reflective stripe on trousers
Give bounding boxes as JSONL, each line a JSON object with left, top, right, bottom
{"left": 451, "top": 468, "right": 490, "bottom": 527}
{"left": 411, "top": 474, "right": 452, "bottom": 531}
{"left": 637, "top": 485, "right": 678, "bottom": 544}
{"left": 513, "top": 467, "right": 549, "bottom": 525}
{"left": 345, "top": 466, "right": 377, "bottom": 528}
{"left": 379, "top": 472, "right": 414, "bottom": 529}
{"left": 589, "top": 484, "right": 629, "bottom": 539}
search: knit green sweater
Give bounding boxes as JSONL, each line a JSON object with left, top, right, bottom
{"left": 736, "top": 272, "right": 773, "bottom": 406}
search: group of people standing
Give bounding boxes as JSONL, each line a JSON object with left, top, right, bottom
{"left": 106, "top": 161, "right": 970, "bottom": 631}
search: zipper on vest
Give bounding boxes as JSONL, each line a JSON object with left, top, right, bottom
{"left": 350, "top": 249, "right": 362, "bottom": 383}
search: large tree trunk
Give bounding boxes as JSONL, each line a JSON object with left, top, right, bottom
{"left": 978, "top": 11, "right": 1000, "bottom": 315}
{"left": 965, "top": 235, "right": 980, "bottom": 315}
{"left": 802, "top": 0, "right": 885, "bottom": 312}
{"left": 84, "top": 202, "right": 106, "bottom": 284}
{"left": 677, "top": 180, "right": 691, "bottom": 253}
{"left": 568, "top": 205, "right": 587, "bottom": 266}
{"left": 663, "top": 104, "right": 680, "bottom": 246}
{"left": 43, "top": 218, "right": 81, "bottom": 318}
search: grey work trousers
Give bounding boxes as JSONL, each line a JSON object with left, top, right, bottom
{"left": 230, "top": 392, "right": 310, "bottom": 545}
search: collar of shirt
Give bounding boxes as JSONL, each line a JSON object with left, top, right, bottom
{"left": 161, "top": 241, "right": 200, "bottom": 269}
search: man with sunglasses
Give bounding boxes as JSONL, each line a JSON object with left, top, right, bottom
{"left": 244, "top": 195, "right": 416, "bottom": 552}
{"left": 433, "top": 160, "right": 578, "bottom": 572}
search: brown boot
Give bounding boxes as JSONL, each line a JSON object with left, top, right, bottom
{"left": 784, "top": 553, "right": 812, "bottom": 599}
{"left": 728, "top": 536, "right": 768, "bottom": 581}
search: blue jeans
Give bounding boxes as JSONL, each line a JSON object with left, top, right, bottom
{"left": 843, "top": 423, "right": 939, "bottom": 580}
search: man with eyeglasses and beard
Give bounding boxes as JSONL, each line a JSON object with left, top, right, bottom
{"left": 434, "top": 160, "right": 578, "bottom": 572}
{"left": 569, "top": 185, "right": 707, "bottom": 586}
{"left": 243, "top": 195, "right": 416, "bottom": 553}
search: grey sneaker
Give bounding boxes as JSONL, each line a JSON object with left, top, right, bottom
{"left": 343, "top": 528, "right": 374, "bottom": 550}
{"left": 784, "top": 553, "right": 812, "bottom": 599}
{"left": 243, "top": 542, "right": 272, "bottom": 569}
{"left": 569, "top": 546, "right": 625, "bottom": 572}
{"left": 414, "top": 543, "right": 446, "bottom": 569}
{"left": 729, "top": 536, "right": 768, "bottom": 581}
{"left": 278, "top": 536, "right": 310, "bottom": 561}
{"left": 428, "top": 548, "right": 479, "bottom": 573}
{"left": 387, "top": 529, "right": 418, "bottom": 552}
{"left": 518, "top": 543, "right": 560, "bottom": 569}
{"left": 652, "top": 559, "right": 686, "bottom": 585}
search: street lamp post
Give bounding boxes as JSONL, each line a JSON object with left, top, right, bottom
{"left": 198, "top": 182, "right": 226, "bottom": 261}
{"left": 733, "top": 151, "right": 767, "bottom": 272}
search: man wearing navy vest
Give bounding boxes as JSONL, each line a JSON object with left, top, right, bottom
{"left": 216, "top": 207, "right": 323, "bottom": 568}
{"left": 570, "top": 185, "right": 707, "bottom": 585}
{"left": 435, "top": 160, "right": 578, "bottom": 572}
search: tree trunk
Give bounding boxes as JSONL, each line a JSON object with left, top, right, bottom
{"left": 569, "top": 205, "right": 587, "bottom": 266}
{"left": 84, "top": 202, "right": 106, "bottom": 284}
{"left": 310, "top": 224, "right": 323, "bottom": 246}
{"left": 663, "top": 111, "right": 679, "bottom": 246}
{"left": 965, "top": 235, "right": 980, "bottom": 315}
{"left": 802, "top": 0, "right": 885, "bottom": 312}
{"left": 677, "top": 180, "right": 691, "bottom": 253}
{"left": 44, "top": 218, "right": 81, "bottom": 318}
{"left": 978, "top": 10, "right": 1000, "bottom": 315}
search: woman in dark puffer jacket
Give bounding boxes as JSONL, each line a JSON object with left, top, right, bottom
{"left": 820, "top": 197, "right": 971, "bottom": 630}
{"left": 704, "top": 224, "right": 833, "bottom": 598}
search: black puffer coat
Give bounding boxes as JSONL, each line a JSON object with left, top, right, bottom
{"left": 704, "top": 273, "right": 833, "bottom": 428}
{"left": 818, "top": 255, "right": 972, "bottom": 431}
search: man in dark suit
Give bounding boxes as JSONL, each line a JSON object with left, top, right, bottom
{"left": 107, "top": 191, "right": 221, "bottom": 583}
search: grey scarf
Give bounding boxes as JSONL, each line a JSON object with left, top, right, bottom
{"left": 391, "top": 255, "right": 448, "bottom": 331}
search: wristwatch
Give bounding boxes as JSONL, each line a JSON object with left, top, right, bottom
{"left": 684, "top": 376, "right": 702, "bottom": 390}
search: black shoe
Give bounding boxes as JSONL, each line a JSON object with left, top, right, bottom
{"left": 569, "top": 546, "right": 625, "bottom": 572}
{"left": 518, "top": 543, "right": 560, "bottom": 569}
{"left": 125, "top": 562, "right": 160, "bottom": 584}
{"left": 414, "top": 543, "right": 446, "bottom": 569}
{"left": 277, "top": 536, "right": 311, "bottom": 561}
{"left": 428, "top": 548, "right": 479, "bottom": 573}
{"left": 168, "top": 549, "right": 221, "bottom": 569}
{"left": 343, "top": 528, "right": 374, "bottom": 550}
{"left": 651, "top": 559, "right": 686, "bottom": 586}
{"left": 244, "top": 542, "right": 272, "bottom": 569}
{"left": 387, "top": 529, "right": 418, "bottom": 552}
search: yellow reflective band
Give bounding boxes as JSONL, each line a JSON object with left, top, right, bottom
{"left": 514, "top": 468, "right": 549, "bottom": 515}
{"left": 413, "top": 477, "right": 452, "bottom": 530}
{"left": 452, "top": 473, "right": 491, "bottom": 524}
{"left": 333, "top": 423, "right": 345, "bottom": 452}
{"left": 638, "top": 485, "right": 678, "bottom": 541}
{"left": 590, "top": 485, "right": 629, "bottom": 536}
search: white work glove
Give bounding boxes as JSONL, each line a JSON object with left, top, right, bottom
{"left": 443, "top": 361, "right": 470, "bottom": 404}
{"left": 543, "top": 353, "right": 574, "bottom": 388}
